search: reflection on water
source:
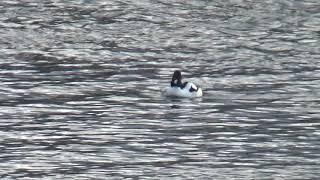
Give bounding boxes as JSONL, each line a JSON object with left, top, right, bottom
{"left": 0, "top": 0, "right": 320, "bottom": 179}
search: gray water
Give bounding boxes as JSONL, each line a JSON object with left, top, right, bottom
{"left": 1, "top": 0, "right": 320, "bottom": 179}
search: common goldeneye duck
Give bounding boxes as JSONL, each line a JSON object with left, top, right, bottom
{"left": 164, "top": 70, "right": 203, "bottom": 98}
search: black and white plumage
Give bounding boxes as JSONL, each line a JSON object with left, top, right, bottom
{"left": 164, "top": 70, "right": 203, "bottom": 98}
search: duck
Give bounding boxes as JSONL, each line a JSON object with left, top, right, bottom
{"left": 164, "top": 70, "right": 203, "bottom": 98}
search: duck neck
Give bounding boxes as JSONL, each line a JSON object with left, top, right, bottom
{"left": 171, "top": 79, "right": 182, "bottom": 87}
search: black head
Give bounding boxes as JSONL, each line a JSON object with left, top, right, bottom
{"left": 171, "top": 70, "right": 182, "bottom": 87}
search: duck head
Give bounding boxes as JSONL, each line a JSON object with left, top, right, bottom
{"left": 171, "top": 70, "right": 182, "bottom": 87}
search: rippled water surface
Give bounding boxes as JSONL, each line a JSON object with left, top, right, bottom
{"left": 1, "top": 0, "right": 320, "bottom": 179}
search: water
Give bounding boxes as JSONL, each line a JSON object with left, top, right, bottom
{"left": 1, "top": 0, "right": 320, "bottom": 179}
